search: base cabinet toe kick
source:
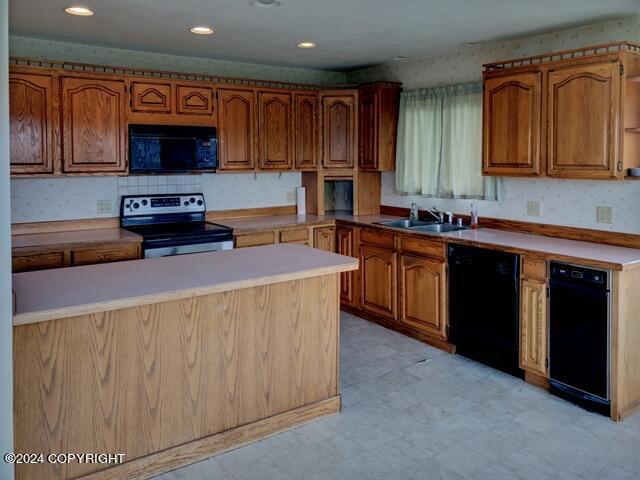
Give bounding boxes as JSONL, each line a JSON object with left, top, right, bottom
{"left": 337, "top": 222, "right": 640, "bottom": 421}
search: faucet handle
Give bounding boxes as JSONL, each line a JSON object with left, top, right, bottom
{"left": 445, "top": 212, "right": 453, "bottom": 224}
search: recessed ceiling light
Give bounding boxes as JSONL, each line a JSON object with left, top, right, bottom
{"left": 64, "top": 6, "right": 94, "bottom": 16}
{"left": 250, "top": 0, "right": 281, "bottom": 7}
{"left": 190, "top": 26, "right": 214, "bottom": 35}
{"left": 393, "top": 55, "right": 409, "bottom": 61}
{"left": 297, "top": 42, "right": 317, "bottom": 49}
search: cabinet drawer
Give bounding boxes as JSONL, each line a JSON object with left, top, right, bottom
{"left": 12, "top": 251, "right": 66, "bottom": 273}
{"left": 400, "top": 235, "right": 445, "bottom": 260}
{"left": 71, "top": 244, "right": 140, "bottom": 266}
{"left": 522, "top": 258, "right": 547, "bottom": 280}
{"left": 235, "top": 231, "right": 276, "bottom": 248}
{"left": 279, "top": 228, "right": 310, "bottom": 243}
{"left": 360, "top": 227, "right": 396, "bottom": 248}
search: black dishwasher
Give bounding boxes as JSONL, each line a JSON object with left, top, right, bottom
{"left": 549, "top": 262, "right": 610, "bottom": 415}
{"left": 448, "top": 245, "right": 522, "bottom": 377}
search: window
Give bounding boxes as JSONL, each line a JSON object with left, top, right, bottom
{"left": 395, "top": 82, "right": 499, "bottom": 200}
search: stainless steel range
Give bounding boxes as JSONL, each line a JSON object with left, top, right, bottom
{"left": 120, "top": 193, "right": 234, "bottom": 258}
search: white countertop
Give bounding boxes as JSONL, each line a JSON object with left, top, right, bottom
{"left": 12, "top": 244, "right": 358, "bottom": 326}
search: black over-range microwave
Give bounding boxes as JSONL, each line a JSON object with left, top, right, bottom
{"left": 129, "top": 124, "right": 218, "bottom": 174}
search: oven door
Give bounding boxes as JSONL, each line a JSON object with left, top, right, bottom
{"left": 144, "top": 240, "right": 233, "bottom": 258}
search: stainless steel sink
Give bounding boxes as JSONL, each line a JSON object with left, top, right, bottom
{"left": 410, "top": 224, "right": 466, "bottom": 233}
{"left": 374, "top": 219, "right": 432, "bottom": 228}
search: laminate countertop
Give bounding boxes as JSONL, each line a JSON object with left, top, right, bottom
{"left": 216, "top": 214, "right": 336, "bottom": 232}
{"left": 12, "top": 244, "right": 359, "bottom": 326}
{"left": 12, "top": 227, "right": 142, "bottom": 253}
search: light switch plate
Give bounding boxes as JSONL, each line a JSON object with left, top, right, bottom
{"left": 287, "top": 190, "right": 296, "bottom": 203}
{"left": 527, "top": 201, "right": 541, "bottom": 217}
{"left": 596, "top": 206, "right": 613, "bottom": 224}
{"left": 97, "top": 199, "right": 112, "bottom": 215}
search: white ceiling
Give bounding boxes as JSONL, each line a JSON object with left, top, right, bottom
{"left": 8, "top": 0, "right": 640, "bottom": 71}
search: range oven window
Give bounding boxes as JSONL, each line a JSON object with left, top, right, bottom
{"left": 129, "top": 125, "right": 217, "bottom": 173}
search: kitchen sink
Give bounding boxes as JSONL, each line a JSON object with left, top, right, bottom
{"left": 410, "top": 224, "right": 467, "bottom": 233}
{"left": 374, "top": 219, "right": 432, "bottom": 228}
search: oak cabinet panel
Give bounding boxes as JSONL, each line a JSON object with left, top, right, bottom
{"left": 337, "top": 226, "right": 357, "bottom": 306}
{"left": 358, "top": 84, "right": 400, "bottom": 171}
{"left": 176, "top": 84, "right": 215, "bottom": 116}
{"left": 294, "top": 93, "right": 319, "bottom": 169}
{"left": 360, "top": 243, "right": 397, "bottom": 320}
{"left": 547, "top": 61, "right": 620, "bottom": 179}
{"left": 313, "top": 227, "right": 336, "bottom": 252}
{"left": 71, "top": 244, "right": 140, "bottom": 266}
{"left": 130, "top": 81, "right": 172, "bottom": 113}
{"left": 483, "top": 71, "right": 542, "bottom": 176}
{"left": 9, "top": 72, "right": 55, "bottom": 174}
{"left": 321, "top": 93, "right": 357, "bottom": 168}
{"left": 218, "top": 88, "right": 256, "bottom": 170}
{"left": 258, "top": 91, "right": 293, "bottom": 170}
{"left": 61, "top": 76, "right": 127, "bottom": 173}
{"left": 399, "top": 254, "right": 447, "bottom": 339}
{"left": 520, "top": 277, "right": 548, "bottom": 376}
{"left": 279, "top": 227, "right": 310, "bottom": 244}
{"left": 12, "top": 251, "right": 66, "bottom": 273}
{"left": 235, "top": 231, "right": 276, "bottom": 248}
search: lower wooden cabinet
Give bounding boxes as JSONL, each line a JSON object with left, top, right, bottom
{"left": 313, "top": 227, "right": 336, "bottom": 252}
{"left": 12, "top": 243, "right": 140, "bottom": 273}
{"left": 337, "top": 226, "right": 357, "bottom": 306}
{"left": 399, "top": 254, "right": 447, "bottom": 339}
{"left": 520, "top": 277, "right": 548, "bottom": 375}
{"left": 234, "top": 230, "right": 277, "bottom": 248}
{"left": 360, "top": 243, "right": 397, "bottom": 321}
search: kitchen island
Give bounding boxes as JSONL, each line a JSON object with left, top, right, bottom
{"left": 12, "top": 244, "right": 358, "bottom": 480}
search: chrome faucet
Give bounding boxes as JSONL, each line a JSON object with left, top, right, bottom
{"left": 409, "top": 203, "right": 419, "bottom": 221}
{"left": 425, "top": 206, "right": 444, "bottom": 223}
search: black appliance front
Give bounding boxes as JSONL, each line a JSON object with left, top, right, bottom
{"left": 549, "top": 262, "right": 610, "bottom": 415}
{"left": 448, "top": 245, "right": 522, "bottom": 378}
{"left": 129, "top": 124, "right": 217, "bottom": 173}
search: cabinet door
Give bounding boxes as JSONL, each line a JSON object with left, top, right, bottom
{"left": 483, "top": 71, "right": 542, "bottom": 176}
{"left": 360, "top": 243, "right": 397, "bottom": 320}
{"left": 322, "top": 94, "right": 356, "bottom": 168}
{"left": 176, "top": 84, "right": 215, "bottom": 116}
{"left": 314, "top": 227, "right": 336, "bottom": 252}
{"left": 218, "top": 88, "right": 256, "bottom": 170}
{"left": 337, "top": 227, "right": 356, "bottom": 306}
{"left": 547, "top": 61, "right": 620, "bottom": 179}
{"left": 130, "top": 81, "right": 172, "bottom": 113}
{"left": 61, "top": 77, "right": 127, "bottom": 173}
{"left": 258, "top": 91, "right": 293, "bottom": 170}
{"left": 520, "top": 278, "right": 548, "bottom": 376}
{"left": 9, "top": 72, "right": 55, "bottom": 174}
{"left": 399, "top": 254, "right": 447, "bottom": 338}
{"left": 358, "top": 90, "right": 378, "bottom": 170}
{"left": 294, "top": 93, "right": 319, "bottom": 169}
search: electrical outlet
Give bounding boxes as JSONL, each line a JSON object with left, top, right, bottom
{"left": 596, "top": 206, "right": 613, "bottom": 225}
{"left": 286, "top": 190, "right": 296, "bottom": 203}
{"left": 96, "top": 199, "right": 112, "bottom": 215}
{"left": 527, "top": 200, "right": 541, "bottom": 217}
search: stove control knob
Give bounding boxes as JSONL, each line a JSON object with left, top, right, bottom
{"left": 141, "top": 199, "right": 148, "bottom": 206}
{"left": 184, "top": 201, "right": 190, "bottom": 206}
{"left": 197, "top": 200, "right": 203, "bottom": 206}
{"left": 133, "top": 202, "right": 140, "bottom": 209}
{"left": 189, "top": 197, "right": 196, "bottom": 203}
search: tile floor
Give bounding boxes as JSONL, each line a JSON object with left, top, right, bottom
{"left": 156, "top": 312, "right": 640, "bottom": 480}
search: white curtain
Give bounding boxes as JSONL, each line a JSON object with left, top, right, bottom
{"left": 396, "top": 82, "right": 499, "bottom": 201}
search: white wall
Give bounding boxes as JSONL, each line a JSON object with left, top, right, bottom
{"left": 349, "top": 16, "right": 640, "bottom": 234}
{"left": 0, "top": 0, "right": 14, "bottom": 477}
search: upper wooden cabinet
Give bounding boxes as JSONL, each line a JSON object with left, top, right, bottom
{"left": 61, "top": 76, "right": 127, "bottom": 173}
{"left": 483, "top": 44, "right": 640, "bottom": 180}
{"left": 321, "top": 92, "right": 357, "bottom": 169}
{"left": 9, "top": 72, "right": 56, "bottom": 174}
{"left": 483, "top": 72, "right": 542, "bottom": 176}
{"left": 218, "top": 88, "right": 256, "bottom": 170}
{"left": 294, "top": 93, "right": 319, "bottom": 170}
{"left": 258, "top": 91, "right": 293, "bottom": 170}
{"left": 547, "top": 61, "right": 620, "bottom": 179}
{"left": 130, "top": 81, "right": 172, "bottom": 114}
{"left": 176, "top": 84, "right": 215, "bottom": 117}
{"left": 358, "top": 83, "right": 401, "bottom": 171}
